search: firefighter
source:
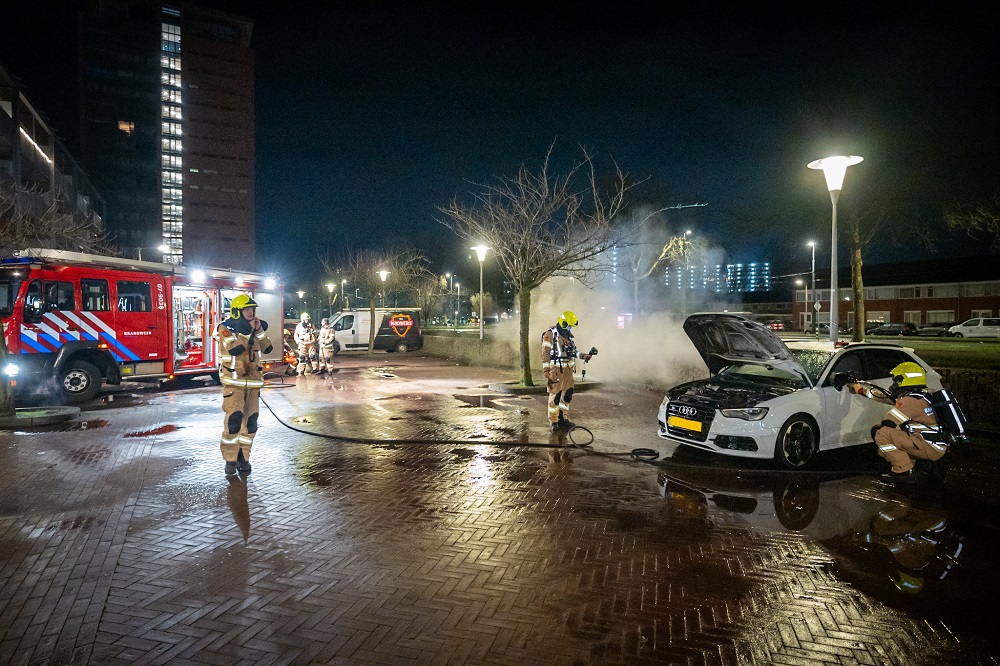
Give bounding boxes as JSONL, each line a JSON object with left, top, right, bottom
{"left": 846, "top": 362, "right": 949, "bottom": 484}
{"left": 541, "top": 311, "right": 594, "bottom": 433}
{"left": 216, "top": 294, "right": 273, "bottom": 476}
{"left": 293, "top": 312, "right": 319, "bottom": 375}
{"left": 317, "top": 317, "right": 337, "bottom": 374}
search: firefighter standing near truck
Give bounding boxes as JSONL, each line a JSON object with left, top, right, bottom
{"left": 846, "top": 362, "right": 950, "bottom": 484}
{"left": 317, "top": 318, "right": 337, "bottom": 374}
{"left": 216, "top": 294, "right": 273, "bottom": 477}
{"left": 541, "top": 311, "right": 594, "bottom": 433}
{"left": 294, "top": 312, "right": 319, "bottom": 375}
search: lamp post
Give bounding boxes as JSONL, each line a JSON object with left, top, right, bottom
{"left": 455, "top": 282, "right": 460, "bottom": 327}
{"left": 471, "top": 245, "right": 489, "bottom": 340}
{"left": 296, "top": 291, "right": 306, "bottom": 318}
{"left": 378, "top": 270, "right": 389, "bottom": 307}
{"left": 807, "top": 155, "right": 863, "bottom": 342}
{"left": 326, "top": 283, "right": 335, "bottom": 318}
{"left": 807, "top": 241, "right": 817, "bottom": 335}
{"left": 137, "top": 243, "right": 169, "bottom": 261}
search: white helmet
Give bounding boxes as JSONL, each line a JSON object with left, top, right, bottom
{"left": 300, "top": 312, "right": 311, "bottom": 323}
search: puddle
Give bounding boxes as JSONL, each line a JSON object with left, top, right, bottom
{"left": 377, "top": 394, "right": 427, "bottom": 401}
{"left": 453, "top": 394, "right": 509, "bottom": 409}
{"left": 16, "top": 419, "right": 110, "bottom": 434}
{"left": 125, "top": 424, "right": 179, "bottom": 437}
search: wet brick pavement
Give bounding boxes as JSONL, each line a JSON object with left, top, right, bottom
{"left": 1, "top": 356, "right": 998, "bottom": 665}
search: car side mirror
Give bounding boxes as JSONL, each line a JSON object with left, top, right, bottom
{"left": 832, "top": 371, "right": 856, "bottom": 391}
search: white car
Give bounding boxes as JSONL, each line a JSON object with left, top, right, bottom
{"left": 657, "top": 313, "right": 942, "bottom": 469}
{"left": 948, "top": 318, "right": 1000, "bottom": 338}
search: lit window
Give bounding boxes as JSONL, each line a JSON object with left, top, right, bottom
{"left": 118, "top": 121, "right": 134, "bottom": 136}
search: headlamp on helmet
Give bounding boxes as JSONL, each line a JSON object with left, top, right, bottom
{"left": 558, "top": 311, "right": 579, "bottom": 328}
{"left": 229, "top": 293, "right": 259, "bottom": 318}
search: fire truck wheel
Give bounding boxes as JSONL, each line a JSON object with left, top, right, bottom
{"left": 59, "top": 361, "right": 102, "bottom": 403}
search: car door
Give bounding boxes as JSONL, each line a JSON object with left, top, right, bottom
{"left": 816, "top": 350, "right": 878, "bottom": 449}
{"left": 984, "top": 318, "right": 1000, "bottom": 337}
{"left": 332, "top": 313, "right": 361, "bottom": 349}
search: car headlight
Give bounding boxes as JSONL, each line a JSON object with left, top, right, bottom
{"left": 720, "top": 407, "right": 768, "bottom": 421}
{"left": 3, "top": 363, "right": 19, "bottom": 377}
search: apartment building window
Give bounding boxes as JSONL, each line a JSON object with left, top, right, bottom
{"left": 927, "top": 310, "right": 954, "bottom": 324}
{"left": 117, "top": 121, "right": 134, "bottom": 136}
{"left": 903, "top": 311, "right": 922, "bottom": 325}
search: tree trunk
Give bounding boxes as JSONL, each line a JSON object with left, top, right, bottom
{"left": 850, "top": 224, "right": 866, "bottom": 343}
{"left": 367, "top": 302, "right": 377, "bottom": 354}
{"left": 517, "top": 289, "right": 533, "bottom": 387}
{"left": 0, "top": 322, "right": 13, "bottom": 417}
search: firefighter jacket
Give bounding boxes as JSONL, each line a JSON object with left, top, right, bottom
{"left": 294, "top": 322, "right": 318, "bottom": 349}
{"left": 541, "top": 325, "right": 578, "bottom": 375}
{"left": 217, "top": 317, "right": 273, "bottom": 389}
{"left": 318, "top": 325, "right": 337, "bottom": 350}
{"left": 882, "top": 390, "right": 948, "bottom": 451}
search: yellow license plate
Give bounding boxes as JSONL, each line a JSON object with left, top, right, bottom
{"left": 668, "top": 415, "right": 702, "bottom": 432}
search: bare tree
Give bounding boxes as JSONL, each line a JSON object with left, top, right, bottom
{"left": 319, "top": 247, "right": 432, "bottom": 353}
{"left": 944, "top": 196, "right": 1000, "bottom": 250}
{"left": 437, "top": 145, "right": 638, "bottom": 386}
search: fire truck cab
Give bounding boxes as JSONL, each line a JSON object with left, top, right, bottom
{"left": 0, "top": 249, "right": 283, "bottom": 404}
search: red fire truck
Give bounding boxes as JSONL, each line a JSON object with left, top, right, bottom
{"left": 0, "top": 249, "right": 284, "bottom": 404}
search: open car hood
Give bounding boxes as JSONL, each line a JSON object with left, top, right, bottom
{"left": 683, "top": 313, "right": 811, "bottom": 384}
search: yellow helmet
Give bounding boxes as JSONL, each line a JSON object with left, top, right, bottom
{"left": 229, "top": 293, "right": 258, "bottom": 318}
{"left": 300, "top": 312, "right": 311, "bottom": 323}
{"left": 891, "top": 361, "right": 926, "bottom": 387}
{"left": 558, "top": 311, "right": 579, "bottom": 327}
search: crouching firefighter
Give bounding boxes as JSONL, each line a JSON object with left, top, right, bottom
{"left": 541, "top": 311, "right": 594, "bottom": 433}
{"left": 845, "top": 362, "right": 954, "bottom": 484}
{"left": 216, "top": 294, "right": 273, "bottom": 476}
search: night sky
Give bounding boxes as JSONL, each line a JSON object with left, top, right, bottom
{"left": 3, "top": 2, "right": 998, "bottom": 289}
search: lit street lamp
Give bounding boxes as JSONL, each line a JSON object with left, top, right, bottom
{"left": 807, "top": 240, "right": 816, "bottom": 334}
{"left": 807, "top": 155, "right": 863, "bottom": 342}
{"left": 471, "top": 245, "right": 489, "bottom": 341}
{"left": 378, "top": 270, "right": 389, "bottom": 307}
{"left": 454, "top": 282, "right": 460, "bottom": 327}
{"left": 137, "top": 243, "right": 169, "bottom": 261}
{"left": 325, "top": 282, "right": 335, "bottom": 318}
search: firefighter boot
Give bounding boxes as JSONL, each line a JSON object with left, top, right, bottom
{"left": 915, "top": 457, "right": 950, "bottom": 483}
{"left": 236, "top": 449, "right": 251, "bottom": 475}
{"left": 225, "top": 461, "right": 237, "bottom": 476}
{"left": 557, "top": 417, "right": 576, "bottom": 431}
{"left": 882, "top": 469, "right": 920, "bottom": 485}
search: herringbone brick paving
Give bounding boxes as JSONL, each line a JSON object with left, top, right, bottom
{"left": 1, "top": 364, "right": 997, "bottom": 665}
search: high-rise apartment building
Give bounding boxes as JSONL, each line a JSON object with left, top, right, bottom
{"left": 81, "top": 0, "right": 254, "bottom": 269}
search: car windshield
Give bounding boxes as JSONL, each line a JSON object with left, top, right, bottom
{"left": 0, "top": 269, "right": 26, "bottom": 317}
{"left": 717, "top": 362, "right": 808, "bottom": 389}
{"left": 790, "top": 349, "right": 834, "bottom": 385}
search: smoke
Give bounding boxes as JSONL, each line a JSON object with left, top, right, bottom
{"left": 490, "top": 275, "right": 728, "bottom": 388}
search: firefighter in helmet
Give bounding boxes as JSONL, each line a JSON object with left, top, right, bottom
{"left": 541, "top": 311, "right": 593, "bottom": 433}
{"left": 317, "top": 317, "right": 337, "bottom": 374}
{"left": 216, "top": 294, "right": 273, "bottom": 476}
{"left": 293, "top": 312, "right": 319, "bottom": 375}
{"left": 845, "top": 362, "right": 949, "bottom": 484}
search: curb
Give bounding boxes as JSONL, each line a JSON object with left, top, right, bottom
{"left": 0, "top": 406, "right": 81, "bottom": 428}
{"left": 489, "top": 381, "right": 602, "bottom": 395}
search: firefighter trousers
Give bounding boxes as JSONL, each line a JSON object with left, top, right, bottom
{"left": 546, "top": 363, "right": 575, "bottom": 424}
{"left": 875, "top": 427, "right": 946, "bottom": 474}
{"left": 220, "top": 387, "right": 260, "bottom": 462}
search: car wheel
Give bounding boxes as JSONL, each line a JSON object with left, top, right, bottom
{"left": 59, "top": 360, "right": 102, "bottom": 403}
{"left": 938, "top": 331, "right": 949, "bottom": 337}
{"left": 395, "top": 341, "right": 410, "bottom": 353}
{"left": 333, "top": 340, "right": 341, "bottom": 356}
{"left": 953, "top": 333, "right": 963, "bottom": 338}
{"left": 772, "top": 476, "right": 820, "bottom": 531}
{"left": 773, "top": 414, "right": 819, "bottom": 469}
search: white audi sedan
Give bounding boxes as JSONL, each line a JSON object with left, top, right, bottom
{"left": 657, "top": 313, "right": 941, "bottom": 469}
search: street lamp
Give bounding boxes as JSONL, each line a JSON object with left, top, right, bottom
{"left": 137, "top": 243, "right": 169, "bottom": 261}
{"left": 378, "top": 270, "right": 389, "bottom": 307}
{"left": 446, "top": 272, "right": 453, "bottom": 325}
{"left": 454, "top": 282, "right": 460, "bottom": 327}
{"left": 326, "top": 282, "right": 335, "bottom": 318}
{"left": 471, "top": 245, "right": 489, "bottom": 340}
{"left": 807, "top": 155, "right": 863, "bottom": 342}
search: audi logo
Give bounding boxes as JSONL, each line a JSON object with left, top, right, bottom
{"left": 677, "top": 405, "right": 697, "bottom": 417}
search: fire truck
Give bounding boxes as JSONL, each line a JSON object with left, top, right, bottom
{"left": 0, "top": 249, "right": 284, "bottom": 404}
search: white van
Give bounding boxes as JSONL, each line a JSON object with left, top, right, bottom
{"left": 330, "top": 308, "right": 423, "bottom": 352}
{"left": 948, "top": 318, "right": 1000, "bottom": 338}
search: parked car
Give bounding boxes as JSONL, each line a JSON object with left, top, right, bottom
{"left": 657, "top": 313, "right": 941, "bottom": 469}
{"left": 916, "top": 323, "right": 956, "bottom": 337}
{"left": 808, "top": 322, "right": 840, "bottom": 335}
{"left": 948, "top": 318, "right": 1000, "bottom": 338}
{"left": 871, "top": 322, "right": 918, "bottom": 336}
